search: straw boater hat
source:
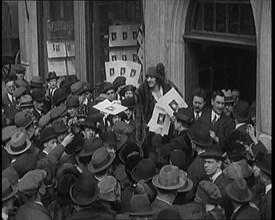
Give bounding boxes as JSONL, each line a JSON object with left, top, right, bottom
{"left": 222, "top": 89, "right": 234, "bottom": 103}
{"left": 6, "top": 128, "right": 31, "bottom": 155}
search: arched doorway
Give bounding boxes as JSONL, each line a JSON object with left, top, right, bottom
{"left": 184, "top": 0, "right": 256, "bottom": 106}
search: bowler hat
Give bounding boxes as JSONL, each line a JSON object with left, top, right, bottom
{"left": 68, "top": 75, "right": 78, "bottom": 83}
{"left": 79, "top": 137, "right": 104, "bottom": 157}
{"left": 14, "top": 64, "right": 26, "bottom": 73}
{"left": 13, "top": 87, "right": 27, "bottom": 98}
{"left": 225, "top": 177, "right": 253, "bottom": 203}
{"left": 152, "top": 164, "right": 185, "bottom": 190}
{"left": 256, "top": 152, "right": 271, "bottom": 176}
{"left": 53, "top": 88, "right": 67, "bottom": 106}
{"left": 38, "top": 112, "right": 51, "bottom": 128}
{"left": 102, "top": 82, "right": 117, "bottom": 94}
{"left": 194, "top": 180, "right": 222, "bottom": 205}
{"left": 121, "top": 96, "right": 136, "bottom": 108}
{"left": 71, "top": 81, "right": 85, "bottom": 96}
{"left": 200, "top": 145, "right": 225, "bottom": 161}
{"left": 31, "top": 89, "right": 45, "bottom": 103}
{"left": 178, "top": 170, "right": 193, "bottom": 192}
{"left": 113, "top": 76, "right": 126, "bottom": 88}
{"left": 50, "top": 104, "right": 67, "bottom": 121}
{"left": 46, "top": 71, "right": 58, "bottom": 81}
{"left": 64, "top": 133, "right": 85, "bottom": 154}
{"left": 222, "top": 89, "right": 234, "bottom": 103}
{"left": 120, "top": 85, "right": 136, "bottom": 98}
{"left": 70, "top": 174, "right": 99, "bottom": 206}
{"left": 30, "top": 76, "right": 44, "bottom": 88}
{"left": 233, "top": 100, "right": 250, "bottom": 123}
{"left": 6, "top": 128, "right": 31, "bottom": 155}
{"left": 100, "top": 131, "right": 119, "bottom": 147}
{"left": 40, "top": 126, "right": 58, "bottom": 145}
{"left": 19, "top": 94, "right": 34, "bottom": 108}
{"left": 226, "top": 141, "right": 247, "bottom": 162}
{"left": 131, "top": 158, "right": 157, "bottom": 183}
{"left": 125, "top": 153, "right": 142, "bottom": 177}
{"left": 2, "top": 178, "right": 18, "bottom": 202}
{"left": 52, "top": 118, "right": 69, "bottom": 134}
{"left": 129, "top": 194, "right": 155, "bottom": 216}
{"left": 60, "top": 79, "right": 73, "bottom": 95}
{"left": 81, "top": 117, "right": 100, "bottom": 133}
{"left": 170, "top": 149, "right": 186, "bottom": 171}
{"left": 13, "top": 154, "right": 37, "bottom": 178}
{"left": 88, "top": 147, "right": 116, "bottom": 173}
{"left": 18, "top": 169, "right": 47, "bottom": 197}
{"left": 145, "top": 66, "right": 158, "bottom": 78}
{"left": 188, "top": 122, "right": 212, "bottom": 147}
{"left": 2, "top": 125, "right": 18, "bottom": 142}
{"left": 119, "top": 142, "right": 143, "bottom": 164}
{"left": 174, "top": 107, "right": 193, "bottom": 126}
{"left": 156, "top": 208, "right": 181, "bottom": 220}
{"left": 98, "top": 175, "right": 121, "bottom": 202}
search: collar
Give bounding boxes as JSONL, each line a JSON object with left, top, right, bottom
{"left": 236, "top": 122, "right": 246, "bottom": 129}
{"left": 156, "top": 196, "right": 173, "bottom": 207}
{"left": 197, "top": 149, "right": 206, "bottom": 155}
{"left": 211, "top": 170, "right": 222, "bottom": 182}
{"left": 233, "top": 204, "right": 242, "bottom": 214}
{"left": 34, "top": 201, "right": 44, "bottom": 206}
{"left": 152, "top": 86, "right": 163, "bottom": 102}
{"left": 194, "top": 111, "right": 202, "bottom": 118}
{"left": 265, "top": 184, "right": 272, "bottom": 194}
{"left": 42, "top": 150, "right": 49, "bottom": 155}
{"left": 82, "top": 98, "right": 88, "bottom": 105}
{"left": 2, "top": 212, "right": 8, "bottom": 220}
{"left": 7, "top": 93, "right": 13, "bottom": 102}
{"left": 211, "top": 110, "right": 221, "bottom": 122}
{"left": 34, "top": 107, "right": 42, "bottom": 115}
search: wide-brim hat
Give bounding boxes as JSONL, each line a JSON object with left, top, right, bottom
{"left": 53, "top": 89, "right": 67, "bottom": 106}
{"left": 39, "top": 127, "right": 58, "bottom": 145}
{"left": 31, "top": 89, "right": 45, "bottom": 103}
{"left": 64, "top": 133, "right": 85, "bottom": 155}
{"left": 6, "top": 139, "right": 31, "bottom": 156}
{"left": 2, "top": 178, "right": 18, "bottom": 202}
{"left": 52, "top": 119, "right": 69, "bottom": 135}
{"left": 131, "top": 158, "right": 157, "bottom": 183}
{"left": 88, "top": 147, "right": 116, "bottom": 173}
{"left": 222, "top": 89, "right": 234, "bottom": 103}
{"left": 187, "top": 122, "right": 212, "bottom": 147}
{"left": 173, "top": 107, "right": 193, "bottom": 125}
{"left": 71, "top": 81, "right": 85, "bottom": 96}
{"left": 200, "top": 145, "right": 225, "bottom": 161}
{"left": 128, "top": 194, "right": 155, "bottom": 216}
{"left": 152, "top": 165, "right": 185, "bottom": 190}
{"left": 81, "top": 118, "right": 100, "bottom": 133}
{"left": 46, "top": 71, "right": 59, "bottom": 81}
{"left": 119, "top": 142, "right": 143, "bottom": 164}
{"left": 225, "top": 177, "right": 253, "bottom": 203}
{"left": 178, "top": 170, "right": 193, "bottom": 193}
{"left": 233, "top": 100, "right": 250, "bottom": 123}
{"left": 100, "top": 131, "right": 120, "bottom": 147}
{"left": 69, "top": 175, "right": 99, "bottom": 206}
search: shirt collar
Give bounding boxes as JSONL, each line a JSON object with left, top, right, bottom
{"left": 211, "top": 110, "right": 221, "bottom": 121}
{"left": 265, "top": 184, "right": 272, "bottom": 194}
{"left": 42, "top": 150, "right": 49, "bottom": 155}
{"left": 7, "top": 93, "right": 13, "bottom": 102}
{"left": 236, "top": 122, "right": 246, "bottom": 129}
{"left": 156, "top": 196, "right": 173, "bottom": 207}
{"left": 211, "top": 170, "right": 222, "bottom": 182}
{"left": 152, "top": 86, "right": 163, "bottom": 102}
{"left": 194, "top": 111, "right": 202, "bottom": 118}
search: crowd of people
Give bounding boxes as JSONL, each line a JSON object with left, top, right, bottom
{"left": 2, "top": 63, "right": 271, "bottom": 220}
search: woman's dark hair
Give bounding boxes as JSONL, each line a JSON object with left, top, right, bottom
{"left": 156, "top": 63, "right": 166, "bottom": 84}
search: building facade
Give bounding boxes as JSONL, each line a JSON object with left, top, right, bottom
{"left": 16, "top": 0, "right": 271, "bottom": 137}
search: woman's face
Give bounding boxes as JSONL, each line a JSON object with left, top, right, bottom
{"left": 125, "top": 90, "right": 134, "bottom": 98}
{"left": 146, "top": 76, "right": 157, "bottom": 88}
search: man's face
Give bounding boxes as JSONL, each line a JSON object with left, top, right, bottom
{"left": 44, "top": 138, "right": 58, "bottom": 152}
{"left": 204, "top": 158, "right": 221, "bottom": 176}
{"left": 49, "top": 79, "right": 57, "bottom": 89}
{"left": 34, "top": 101, "right": 44, "bottom": 111}
{"left": 125, "top": 90, "right": 134, "bottom": 98}
{"left": 6, "top": 81, "right": 15, "bottom": 95}
{"left": 223, "top": 102, "right": 234, "bottom": 117}
{"left": 106, "top": 89, "right": 116, "bottom": 101}
{"left": 146, "top": 76, "right": 157, "bottom": 88}
{"left": 16, "top": 73, "right": 24, "bottom": 80}
{"left": 193, "top": 96, "right": 205, "bottom": 113}
{"left": 211, "top": 95, "right": 225, "bottom": 115}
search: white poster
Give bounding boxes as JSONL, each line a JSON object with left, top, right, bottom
{"left": 109, "top": 47, "right": 138, "bottom": 63}
{"left": 47, "top": 41, "right": 67, "bottom": 58}
{"left": 65, "top": 40, "right": 75, "bottom": 57}
{"left": 105, "top": 61, "right": 120, "bottom": 83}
{"left": 148, "top": 105, "right": 171, "bottom": 136}
{"left": 157, "top": 87, "right": 188, "bottom": 117}
{"left": 47, "top": 59, "right": 66, "bottom": 76}
{"left": 93, "top": 99, "right": 127, "bottom": 115}
{"left": 109, "top": 25, "right": 139, "bottom": 47}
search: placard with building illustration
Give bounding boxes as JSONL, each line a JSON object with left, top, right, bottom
{"left": 109, "top": 24, "right": 139, "bottom": 47}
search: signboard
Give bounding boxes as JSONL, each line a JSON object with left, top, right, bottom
{"left": 47, "top": 19, "right": 74, "bottom": 40}
{"left": 47, "top": 41, "right": 67, "bottom": 58}
{"left": 65, "top": 40, "right": 75, "bottom": 57}
{"left": 109, "top": 47, "right": 138, "bottom": 63}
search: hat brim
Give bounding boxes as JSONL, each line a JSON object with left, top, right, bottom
{"left": 46, "top": 76, "right": 59, "bottom": 81}
{"left": 74, "top": 87, "right": 86, "bottom": 96}
{"left": 152, "top": 174, "right": 186, "bottom": 190}
{"left": 187, "top": 132, "right": 212, "bottom": 147}
{"left": 178, "top": 177, "right": 193, "bottom": 193}
{"left": 118, "top": 145, "right": 143, "bottom": 164}
{"left": 103, "top": 85, "right": 117, "bottom": 94}
{"left": 131, "top": 166, "right": 156, "bottom": 183}
{"left": 39, "top": 133, "right": 58, "bottom": 145}
{"left": 200, "top": 153, "right": 225, "bottom": 161}
{"left": 6, "top": 139, "right": 32, "bottom": 155}
{"left": 2, "top": 184, "right": 18, "bottom": 202}
{"left": 69, "top": 183, "right": 99, "bottom": 206}
{"left": 256, "top": 161, "right": 271, "bottom": 176}
{"left": 88, "top": 152, "right": 116, "bottom": 173}
{"left": 225, "top": 184, "right": 253, "bottom": 203}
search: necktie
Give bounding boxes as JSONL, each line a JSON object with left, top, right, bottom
{"left": 195, "top": 113, "right": 199, "bottom": 120}
{"left": 212, "top": 114, "right": 217, "bottom": 125}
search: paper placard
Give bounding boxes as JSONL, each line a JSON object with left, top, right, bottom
{"left": 148, "top": 105, "right": 171, "bottom": 136}
{"left": 109, "top": 25, "right": 139, "bottom": 47}
{"left": 93, "top": 99, "right": 128, "bottom": 115}
{"left": 157, "top": 87, "right": 188, "bottom": 117}
{"left": 47, "top": 59, "right": 66, "bottom": 76}
{"left": 66, "top": 58, "right": 75, "bottom": 75}
{"left": 65, "top": 40, "right": 75, "bottom": 57}
{"left": 47, "top": 41, "right": 67, "bottom": 58}
{"left": 105, "top": 61, "right": 141, "bottom": 87}
{"left": 109, "top": 47, "right": 138, "bottom": 63}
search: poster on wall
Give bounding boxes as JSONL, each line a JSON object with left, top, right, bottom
{"left": 65, "top": 40, "right": 75, "bottom": 57}
{"left": 47, "top": 41, "right": 67, "bottom": 58}
{"left": 48, "top": 59, "right": 67, "bottom": 76}
{"left": 109, "top": 25, "right": 140, "bottom": 47}
{"left": 109, "top": 47, "right": 138, "bottom": 63}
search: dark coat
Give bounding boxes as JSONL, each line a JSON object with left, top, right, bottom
{"left": 68, "top": 206, "right": 107, "bottom": 220}
{"left": 259, "top": 188, "right": 271, "bottom": 219}
{"left": 2, "top": 92, "right": 17, "bottom": 123}
{"left": 197, "top": 110, "right": 235, "bottom": 153}
{"left": 187, "top": 106, "right": 212, "bottom": 123}
{"left": 151, "top": 198, "right": 178, "bottom": 218}
{"left": 15, "top": 201, "right": 52, "bottom": 220}
{"left": 230, "top": 202, "right": 261, "bottom": 220}
{"left": 235, "top": 124, "right": 253, "bottom": 146}
{"left": 32, "top": 107, "right": 47, "bottom": 121}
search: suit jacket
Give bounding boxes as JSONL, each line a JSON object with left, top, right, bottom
{"left": 151, "top": 198, "right": 177, "bottom": 217}
{"left": 2, "top": 92, "right": 17, "bottom": 122}
{"left": 259, "top": 188, "right": 271, "bottom": 219}
{"left": 33, "top": 107, "right": 48, "bottom": 121}
{"left": 15, "top": 201, "right": 52, "bottom": 220}
{"left": 188, "top": 106, "right": 211, "bottom": 123}
{"left": 231, "top": 202, "right": 261, "bottom": 220}
{"left": 198, "top": 110, "right": 235, "bottom": 152}
{"left": 68, "top": 206, "right": 106, "bottom": 220}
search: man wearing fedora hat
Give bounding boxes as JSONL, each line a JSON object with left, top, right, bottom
{"left": 2, "top": 178, "right": 18, "bottom": 220}
{"left": 81, "top": 115, "right": 101, "bottom": 140}
{"left": 222, "top": 89, "right": 235, "bottom": 118}
{"left": 225, "top": 177, "right": 260, "bottom": 220}
{"left": 31, "top": 89, "right": 47, "bottom": 120}
{"left": 102, "top": 82, "right": 118, "bottom": 102}
{"left": 45, "top": 71, "right": 59, "bottom": 107}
